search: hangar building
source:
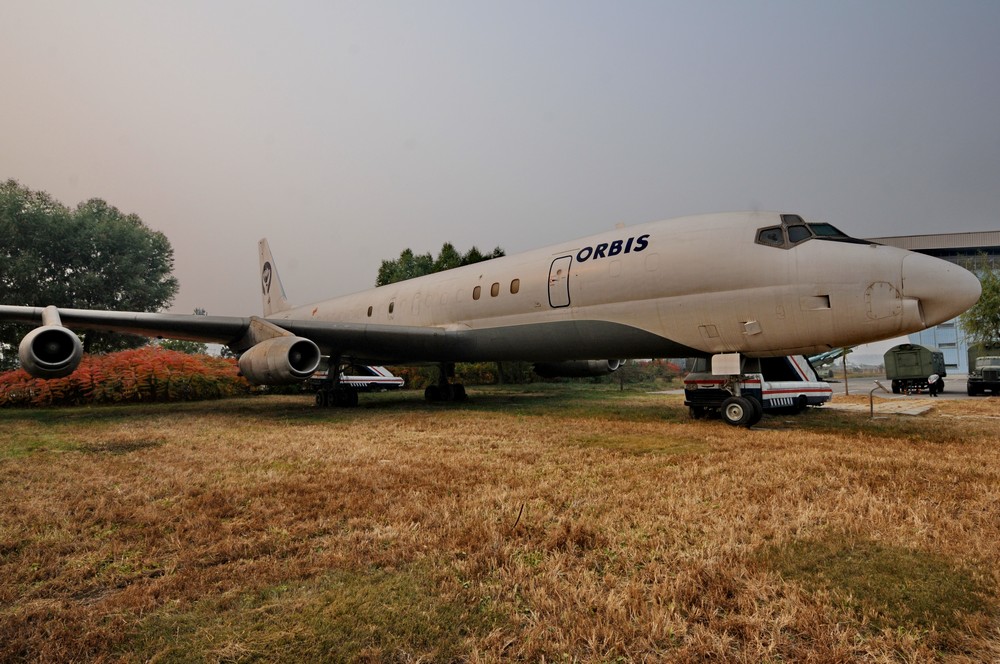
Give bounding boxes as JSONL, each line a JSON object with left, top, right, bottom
{"left": 868, "top": 230, "right": 1000, "bottom": 373}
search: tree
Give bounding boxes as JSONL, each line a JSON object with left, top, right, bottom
{"left": 0, "top": 180, "right": 179, "bottom": 369}
{"left": 158, "top": 339, "right": 209, "bottom": 355}
{"left": 376, "top": 248, "right": 434, "bottom": 287}
{"left": 960, "top": 259, "right": 998, "bottom": 345}
{"left": 376, "top": 242, "right": 505, "bottom": 286}
{"left": 157, "top": 309, "right": 209, "bottom": 355}
{"left": 376, "top": 240, "right": 513, "bottom": 381}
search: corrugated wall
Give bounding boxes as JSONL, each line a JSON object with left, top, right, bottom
{"left": 868, "top": 231, "right": 1000, "bottom": 251}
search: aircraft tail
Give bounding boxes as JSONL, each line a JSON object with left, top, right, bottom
{"left": 258, "top": 238, "right": 292, "bottom": 316}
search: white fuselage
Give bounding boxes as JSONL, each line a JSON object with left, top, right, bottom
{"left": 266, "top": 212, "right": 979, "bottom": 361}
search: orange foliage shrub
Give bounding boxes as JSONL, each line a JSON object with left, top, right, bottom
{"left": 0, "top": 347, "right": 251, "bottom": 407}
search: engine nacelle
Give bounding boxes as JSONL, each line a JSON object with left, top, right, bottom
{"left": 533, "top": 359, "right": 624, "bottom": 378}
{"left": 237, "top": 336, "right": 322, "bottom": 385}
{"left": 18, "top": 325, "right": 84, "bottom": 379}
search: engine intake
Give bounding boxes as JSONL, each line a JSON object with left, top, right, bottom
{"left": 533, "top": 359, "right": 624, "bottom": 378}
{"left": 19, "top": 325, "right": 84, "bottom": 379}
{"left": 237, "top": 336, "right": 321, "bottom": 385}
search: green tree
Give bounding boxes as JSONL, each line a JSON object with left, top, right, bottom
{"left": 960, "top": 259, "right": 998, "bottom": 345}
{"left": 376, "top": 240, "right": 510, "bottom": 381}
{"left": 0, "top": 180, "right": 179, "bottom": 369}
{"left": 158, "top": 339, "right": 209, "bottom": 355}
{"left": 376, "top": 243, "right": 505, "bottom": 286}
{"left": 432, "top": 242, "right": 463, "bottom": 273}
{"left": 157, "top": 309, "right": 209, "bottom": 355}
{"left": 376, "top": 248, "right": 434, "bottom": 287}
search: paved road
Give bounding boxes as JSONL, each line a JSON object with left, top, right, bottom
{"left": 829, "top": 375, "right": 974, "bottom": 401}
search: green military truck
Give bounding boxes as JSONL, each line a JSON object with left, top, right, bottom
{"left": 884, "top": 344, "right": 947, "bottom": 394}
{"left": 967, "top": 343, "right": 1000, "bottom": 396}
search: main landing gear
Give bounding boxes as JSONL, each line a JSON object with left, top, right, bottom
{"left": 315, "top": 386, "right": 358, "bottom": 408}
{"left": 314, "top": 356, "right": 359, "bottom": 408}
{"left": 424, "top": 363, "right": 467, "bottom": 403}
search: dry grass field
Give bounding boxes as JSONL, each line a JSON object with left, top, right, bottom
{"left": 1, "top": 385, "right": 998, "bottom": 662}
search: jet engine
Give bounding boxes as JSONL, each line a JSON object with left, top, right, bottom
{"left": 18, "top": 325, "right": 84, "bottom": 379}
{"left": 237, "top": 336, "right": 322, "bottom": 385}
{"left": 532, "top": 359, "right": 624, "bottom": 378}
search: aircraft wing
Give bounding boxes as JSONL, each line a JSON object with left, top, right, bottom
{"left": 268, "top": 319, "right": 468, "bottom": 363}
{"left": 0, "top": 305, "right": 466, "bottom": 364}
{"left": 0, "top": 305, "right": 251, "bottom": 344}
{"left": 0, "top": 304, "right": 680, "bottom": 366}
{"left": 807, "top": 347, "right": 852, "bottom": 367}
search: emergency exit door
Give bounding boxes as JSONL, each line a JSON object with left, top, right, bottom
{"left": 548, "top": 256, "right": 572, "bottom": 308}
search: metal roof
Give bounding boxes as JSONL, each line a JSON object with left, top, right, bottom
{"left": 867, "top": 231, "right": 1000, "bottom": 251}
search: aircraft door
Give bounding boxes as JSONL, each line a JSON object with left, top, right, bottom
{"left": 548, "top": 256, "right": 572, "bottom": 308}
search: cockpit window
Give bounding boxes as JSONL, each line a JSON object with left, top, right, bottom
{"left": 808, "top": 223, "right": 843, "bottom": 237}
{"left": 756, "top": 214, "right": 871, "bottom": 249}
{"left": 786, "top": 224, "right": 812, "bottom": 245}
{"left": 756, "top": 226, "right": 784, "bottom": 247}
{"left": 808, "top": 223, "right": 872, "bottom": 245}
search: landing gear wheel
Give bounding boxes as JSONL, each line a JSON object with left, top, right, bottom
{"left": 425, "top": 383, "right": 467, "bottom": 402}
{"left": 334, "top": 388, "right": 359, "bottom": 407}
{"left": 317, "top": 388, "right": 358, "bottom": 407}
{"left": 747, "top": 397, "right": 764, "bottom": 426}
{"left": 720, "top": 396, "right": 754, "bottom": 427}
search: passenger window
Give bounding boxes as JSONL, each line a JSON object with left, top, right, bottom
{"left": 510, "top": 279, "right": 520, "bottom": 294}
{"left": 388, "top": 301, "right": 394, "bottom": 314}
{"left": 756, "top": 226, "right": 785, "bottom": 247}
{"left": 473, "top": 286, "right": 481, "bottom": 301}
{"left": 367, "top": 306, "right": 373, "bottom": 317}
{"left": 491, "top": 282, "right": 500, "bottom": 297}
{"left": 786, "top": 224, "right": 812, "bottom": 245}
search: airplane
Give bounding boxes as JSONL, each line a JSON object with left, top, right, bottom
{"left": 808, "top": 347, "right": 852, "bottom": 368}
{"left": 0, "top": 212, "right": 982, "bottom": 425}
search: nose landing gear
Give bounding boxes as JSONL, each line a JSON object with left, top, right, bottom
{"left": 719, "top": 395, "right": 763, "bottom": 427}
{"left": 684, "top": 353, "right": 763, "bottom": 428}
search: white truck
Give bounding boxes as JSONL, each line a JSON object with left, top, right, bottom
{"left": 684, "top": 355, "right": 832, "bottom": 426}
{"left": 310, "top": 365, "right": 404, "bottom": 407}
{"left": 311, "top": 365, "right": 404, "bottom": 390}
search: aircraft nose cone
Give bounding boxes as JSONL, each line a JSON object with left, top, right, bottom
{"left": 901, "top": 253, "right": 981, "bottom": 326}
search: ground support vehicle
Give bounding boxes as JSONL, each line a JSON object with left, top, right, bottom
{"left": 684, "top": 355, "right": 832, "bottom": 427}
{"left": 310, "top": 365, "right": 404, "bottom": 407}
{"left": 967, "top": 356, "right": 1000, "bottom": 396}
{"left": 883, "top": 344, "right": 946, "bottom": 394}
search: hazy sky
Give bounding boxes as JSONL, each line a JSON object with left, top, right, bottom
{"left": 2, "top": 1, "right": 999, "bottom": 317}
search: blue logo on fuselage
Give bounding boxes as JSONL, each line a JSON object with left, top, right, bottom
{"left": 575, "top": 234, "right": 649, "bottom": 262}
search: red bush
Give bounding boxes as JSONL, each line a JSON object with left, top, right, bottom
{"left": 0, "top": 347, "right": 251, "bottom": 407}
